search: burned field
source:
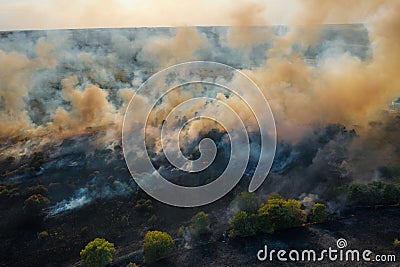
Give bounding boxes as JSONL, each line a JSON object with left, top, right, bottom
{"left": 1, "top": 117, "right": 400, "bottom": 266}
{"left": 1, "top": 20, "right": 400, "bottom": 266}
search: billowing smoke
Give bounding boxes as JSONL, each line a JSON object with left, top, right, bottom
{"left": 243, "top": 0, "right": 400, "bottom": 140}
{"left": 1, "top": 1, "right": 400, "bottom": 214}
{"left": 50, "top": 76, "right": 118, "bottom": 132}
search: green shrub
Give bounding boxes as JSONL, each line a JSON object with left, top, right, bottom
{"left": 309, "top": 203, "right": 328, "bottom": 223}
{"left": 134, "top": 199, "right": 154, "bottom": 213}
{"left": 353, "top": 184, "right": 373, "bottom": 204}
{"left": 228, "top": 195, "right": 319, "bottom": 238}
{"left": 126, "top": 263, "right": 138, "bottom": 267}
{"left": 143, "top": 230, "right": 175, "bottom": 263}
{"left": 348, "top": 182, "right": 400, "bottom": 205}
{"left": 190, "top": 211, "right": 210, "bottom": 236}
{"left": 258, "top": 198, "right": 305, "bottom": 233}
{"left": 23, "top": 194, "right": 50, "bottom": 216}
{"left": 121, "top": 215, "right": 129, "bottom": 226}
{"left": 237, "top": 192, "right": 259, "bottom": 214}
{"left": 177, "top": 226, "right": 185, "bottom": 238}
{"left": 378, "top": 166, "right": 400, "bottom": 179}
{"left": 80, "top": 238, "right": 116, "bottom": 267}
{"left": 148, "top": 215, "right": 158, "bottom": 228}
{"left": 230, "top": 211, "right": 258, "bottom": 237}
{"left": 25, "top": 185, "right": 48, "bottom": 196}
{"left": 0, "top": 186, "right": 9, "bottom": 197}
{"left": 29, "top": 152, "right": 45, "bottom": 171}
{"left": 38, "top": 231, "right": 49, "bottom": 239}
{"left": 383, "top": 184, "right": 400, "bottom": 203}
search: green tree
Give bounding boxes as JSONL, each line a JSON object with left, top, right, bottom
{"left": 23, "top": 194, "right": 50, "bottom": 217}
{"left": 230, "top": 211, "right": 258, "bottom": 237}
{"left": 237, "top": 192, "right": 259, "bottom": 214}
{"left": 258, "top": 198, "right": 305, "bottom": 233}
{"left": 134, "top": 199, "right": 154, "bottom": 213}
{"left": 80, "top": 238, "right": 116, "bottom": 267}
{"left": 382, "top": 183, "right": 400, "bottom": 204}
{"left": 348, "top": 184, "right": 369, "bottom": 205}
{"left": 148, "top": 215, "right": 158, "bottom": 229}
{"left": 25, "top": 185, "right": 48, "bottom": 196}
{"left": 394, "top": 238, "right": 400, "bottom": 247}
{"left": 309, "top": 203, "right": 328, "bottom": 223}
{"left": 190, "top": 211, "right": 210, "bottom": 235}
{"left": 126, "top": 262, "right": 138, "bottom": 267}
{"left": 143, "top": 231, "right": 175, "bottom": 263}
{"left": 348, "top": 182, "right": 400, "bottom": 205}
{"left": 30, "top": 152, "right": 45, "bottom": 172}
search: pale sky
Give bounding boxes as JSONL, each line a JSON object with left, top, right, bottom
{"left": 0, "top": 0, "right": 379, "bottom": 31}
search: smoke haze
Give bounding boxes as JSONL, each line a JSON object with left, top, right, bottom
{"left": 1, "top": 1, "right": 400, "bottom": 213}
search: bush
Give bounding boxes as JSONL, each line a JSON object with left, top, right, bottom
{"left": 25, "top": 185, "right": 48, "bottom": 196}
{"left": 309, "top": 203, "right": 328, "bottom": 223}
{"left": 378, "top": 166, "right": 400, "bottom": 179}
{"left": 126, "top": 263, "right": 138, "bottom": 267}
{"left": 23, "top": 194, "right": 50, "bottom": 217}
{"left": 258, "top": 198, "right": 305, "bottom": 233}
{"left": 190, "top": 211, "right": 210, "bottom": 236}
{"left": 230, "top": 211, "right": 258, "bottom": 237}
{"left": 177, "top": 226, "right": 185, "bottom": 238}
{"left": 29, "top": 152, "right": 45, "bottom": 172}
{"left": 38, "top": 231, "right": 49, "bottom": 239}
{"left": 383, "top": 184, "right": 400, "bottom": 204}
{"left": 348, "top": 182, "right": 400, "bottom": 205}
{"left": 80, "top": 238, "right": 116, "bottom": 267}
{"left": 121, "top": 215, "right": 129, "bottom": 226}
{"left": 0, "top": 186, "right": 9, "bottom": 197}
{"left": 134, "top": 199, "right": 154, "bottom": 213}
{"left": 143, "top": 231, "right": 175, "bottom": 263}
{"left": 237, "top": 192, "right": 259, "bottom": 214}
{"left": 148, "top": 215, "right": 158, "bottom": 228}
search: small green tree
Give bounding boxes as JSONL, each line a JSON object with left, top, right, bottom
{"left": 30, "top": 152, "right": 45, "bottom": 172}
{"left": 258, "top": 198, "right": 305, "bottom": 233}
{"left": 230, "top": 211, "right": 258, "bottom": 237}
{"left": 190, "top": 211, "right": 210, "bottom": 235}
{"left": 134, "top": 199, "right": 154, "bottom": 213}
{"left": 348, "top": 182, "right": 400, "bottom": 206}
{"left": 237, "top": 192, "right": 259, "bottom": 214}
{"left": 23, "top": 194, "right": 50, "bottom": 217}
{"left": 80, "top": 238, "right": 116, "bottom": 267}
{"left": 143, "top": 230, "right": 175, "bottom": 263}
{"left": 25, "top": 185, "right": 48, "bottom": 196}
{"left": 148, "top": 215, "right": 158, "bottom": 229}
{"left": 126, "top": 262, "right": 139, "bottom": 267}
{"left": 382, "top": 183, "right": 400, "bottom": 204}
{"left": 309, "top": 203, "right": 328, "bottom": 223}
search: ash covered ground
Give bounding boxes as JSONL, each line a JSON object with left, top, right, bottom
{"left": 1, "top": 119, "right": 400, "bottom": 267}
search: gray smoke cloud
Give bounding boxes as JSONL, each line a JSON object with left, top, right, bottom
{"left": 47, "top": 177, "right": 136, "bottom": 216}
{"left": 1, "top": 1, "right": 400, "bottom": 214}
